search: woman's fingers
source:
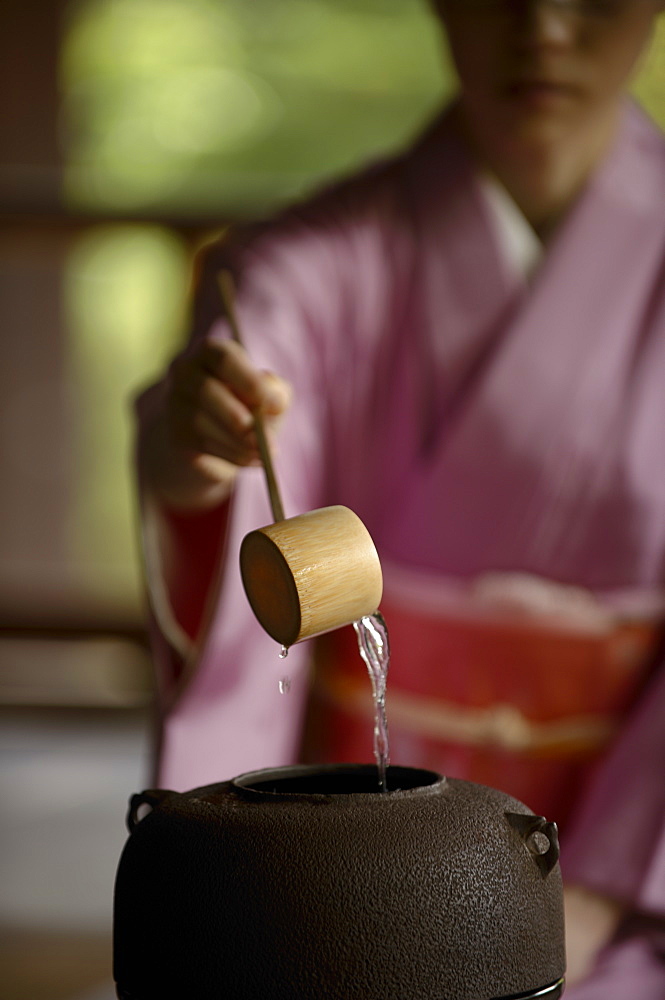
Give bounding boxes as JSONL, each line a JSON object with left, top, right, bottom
{"left": 197, "top": 370, "right": 256, "bottom": 437}
{"left": 168, "top": 384, "right": 258, "bottom": 465}
{"left": 145, "top": 337, "right": 291, "bottom": 510}
{"left": 260, "top": 370, "right": 293, "bottom": 418}
{"left": 167, "top": 339, "right": 292, "bottom": 468}
{"left": 199, "top": 339, "right": 291, "bottom": 417}
{"left": 191, "top": 410, "right": 261, "bottom": 467}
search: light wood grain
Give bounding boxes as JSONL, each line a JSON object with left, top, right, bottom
{"left": 240, "top": 506, "right": 383, "bottom": 646}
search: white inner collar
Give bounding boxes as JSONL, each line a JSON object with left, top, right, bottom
{"left": 479, "top": 173, "right": 543, "bottom": 282}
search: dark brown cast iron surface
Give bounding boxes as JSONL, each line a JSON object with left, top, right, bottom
{"left": 113, "top": 764, "right": 566, "bottom": 1000}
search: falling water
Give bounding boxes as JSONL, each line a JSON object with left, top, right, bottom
{"left": 353, "top": 612, "right": 391, "bottom": 793}
{"left": 278, "top": 645, "right": 291, "bottom": 695}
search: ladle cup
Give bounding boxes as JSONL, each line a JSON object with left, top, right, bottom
{"left": 240, "top": 504, "right": 383, "bottom": 648}
{"left": 218, "top": 273, "right": 383, "bottom": 648}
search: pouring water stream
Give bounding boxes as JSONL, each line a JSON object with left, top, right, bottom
{"left": 354, "top": 611, "right": 391, "bottom": 793}
{"left": 218, "top": 274, "right": 390, "bottom": 792}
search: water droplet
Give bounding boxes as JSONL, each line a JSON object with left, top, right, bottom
{"left": 279, "top": 645, "right": 289, "bottom": 659}
{"left": 279, "top": 676, "right": 291, "bottom": 695}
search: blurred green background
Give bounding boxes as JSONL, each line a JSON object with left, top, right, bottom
{"left": 60, "top": 0, "right": 665, "bottom": 611}
{"left": 62, "top": 0, "right": 449, "bottom": 216}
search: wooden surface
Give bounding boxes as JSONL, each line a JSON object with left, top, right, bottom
{"left": 0, "top": 928, "right": 112, "bottom": 1000}
{"left": 240, "top": 506, "right": 383, "bottom": 646}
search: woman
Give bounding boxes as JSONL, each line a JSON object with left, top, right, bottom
{"left": 136, "top": 1, "right": 665, "bottom": 994}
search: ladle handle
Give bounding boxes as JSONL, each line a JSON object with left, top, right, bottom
{"left": 217, "top": 270, "right": 285, "bottom": 523}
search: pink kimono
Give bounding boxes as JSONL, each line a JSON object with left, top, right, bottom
{"left": 136, "top": 101, "right": 665, "bottom": 995}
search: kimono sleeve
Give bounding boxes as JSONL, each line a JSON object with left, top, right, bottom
{"left": 133, "top": 185, "right": 388, "bottom": 710}
{"left": 562, "top": 659, "right": 665, "bottom": 918}
{"left": 132, "top": 236, "right": 241, "bottom": 702}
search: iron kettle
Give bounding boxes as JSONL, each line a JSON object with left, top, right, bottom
{"left": 113, "top": 764, "right": 565, "bottom": 1000}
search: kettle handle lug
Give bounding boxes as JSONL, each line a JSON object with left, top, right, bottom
{"left": 126, "top": 789, "right": 172, "bottom": 833}
{"left": 505, "top": 812, "right": 560, "bottom": 876}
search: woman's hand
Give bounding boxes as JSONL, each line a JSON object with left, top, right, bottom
{"left": 141, "top": 337, "right": 292, "bottom": 512}
{"left": 564, "top": 884, "right": 624, "bottom": 986}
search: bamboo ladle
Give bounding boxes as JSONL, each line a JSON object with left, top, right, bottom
{"left": 218, "top": 272, "right": 383, "bottom": 650}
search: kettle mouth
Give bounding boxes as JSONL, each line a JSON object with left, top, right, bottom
{"left": 233, "top": 763, "right": 444, "bottom": 797}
